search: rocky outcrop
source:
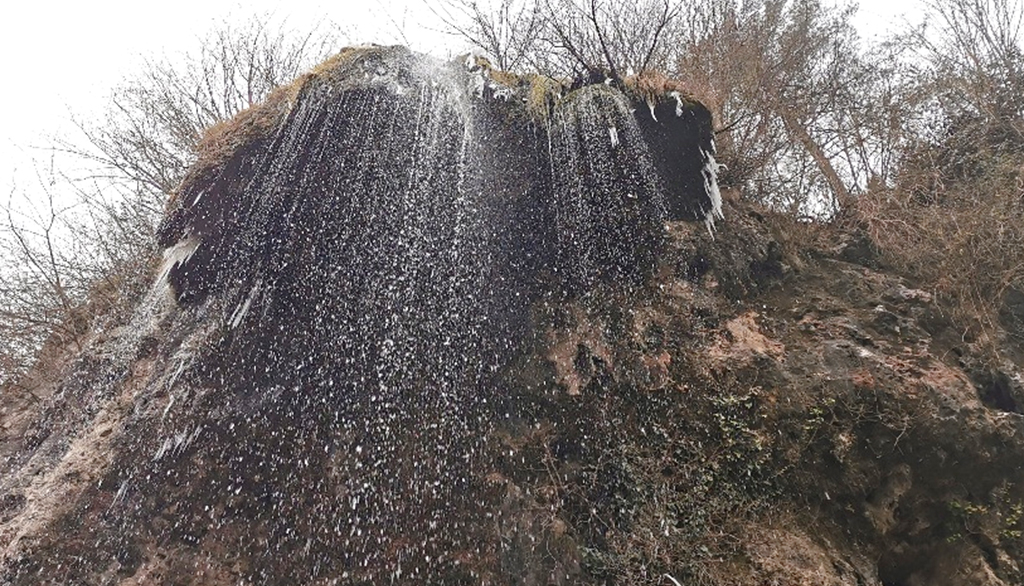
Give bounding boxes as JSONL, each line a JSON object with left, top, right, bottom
{"left": 1, "top": 46, "right": 1022, "bottom": 586}
{"left": 486, "top": 203, "right": 1024, "bottom": 586}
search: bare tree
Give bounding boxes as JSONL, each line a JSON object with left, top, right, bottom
{"left": 432, "top": 0, "right": 547, "bottom": 70}
{"left": 535, "top": 0, "right": 682, "bottom": 77}
{"left": 669, "top": 0, "right": 866, "bottom": 213}
{"left": 65, "top": 15, "right": 340, "bottom": 203}
{"left": 433, "top": 0, "right": 683, "bottom": 77}
{"left": 0, "top": 15, "right": 342, "bottom": 388}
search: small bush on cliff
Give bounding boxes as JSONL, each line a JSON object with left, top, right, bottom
{"left": 856, "top": 0, "right": 1024, "bottom": 344}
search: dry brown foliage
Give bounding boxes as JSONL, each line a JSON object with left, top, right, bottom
{"left": 173, "top": 86, "right": 297, "bottom": 209}
{"left": 172, "top": 47, "right": 384, "bottom": 210}
{"left": 857, "top": 164, "right": 1024, "bottom": 344}
{"left": 622, "top": 70, "right": 698, "bottom": 108}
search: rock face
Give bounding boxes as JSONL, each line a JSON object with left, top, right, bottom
{"left": 2, "top": 46, "right": 1023, "bottom": 586}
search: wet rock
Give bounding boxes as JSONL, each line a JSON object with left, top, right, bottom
{"left": 2, "top": 46, "right": 1023, "bottom": 586}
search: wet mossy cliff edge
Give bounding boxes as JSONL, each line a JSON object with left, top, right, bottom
{"left": 2, "top": 46, "right": 1024, "bottom": 585}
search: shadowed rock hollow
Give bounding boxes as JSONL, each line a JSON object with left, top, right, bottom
{"left": 2, "top": 46, "right": 1024, "bottom": 586}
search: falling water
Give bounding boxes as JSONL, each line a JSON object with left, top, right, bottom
{"left": 0, "top": 46, "right": 722, "bottom": 584}
{"left": 149, "top": 47, "right": 528, "bottom": 580}
{"left": 548, "top": 84, "right": 667, "bottom": 290}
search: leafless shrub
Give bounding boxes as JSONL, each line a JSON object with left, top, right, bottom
{"left": 858, "top": 0, "right": 1024, "bottom": 343}
{"left": 433, "top": 0, "right": 684, "bottom": 77}
{"left": 64, "top": 15, "right": 340, "bottom": 200}
{"left": 1, "top": 180, "right": 94, "bottom": 386}
{"left": 0, "top": 15, "right": 342, "bottom": 388}
{"left": 859, "top": 169, "right": 1024, "bottom": 345}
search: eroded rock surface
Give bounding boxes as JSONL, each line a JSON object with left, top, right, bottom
{"left": 1, "top": 47, "right": 1022, "bottom": 585}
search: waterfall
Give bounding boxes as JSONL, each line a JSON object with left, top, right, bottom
{"left": 548, "top": 84, "right": 667, "bottom": 290}
{"left": 1, "top": 46, "right": 722, "bottom": 583}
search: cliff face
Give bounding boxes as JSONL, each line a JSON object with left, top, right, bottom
{"left": 2, "top": 47, "right": 1023, "bottom": 586}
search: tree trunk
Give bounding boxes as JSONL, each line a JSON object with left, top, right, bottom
{"left": 778, "top": 106, "right": 853, "bottom": 212}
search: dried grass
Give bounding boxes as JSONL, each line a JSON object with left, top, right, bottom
{"left": 171, "top": 47, "right": 389, "bottom": 210}
{"left": 189, "top": 87, "right": 294, "bottom": 175}
{"left": 622, "top": 70, "right": 695, "bottom": 104}
{"left": 469, "top": 55, "right": 565, "bottom": 122}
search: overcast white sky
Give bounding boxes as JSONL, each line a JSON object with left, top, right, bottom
{"left": 0, "top": 0, "right": 922, "bottom": 200}
{"left": 0, "top": 0, "right": 463, "bottom": 196}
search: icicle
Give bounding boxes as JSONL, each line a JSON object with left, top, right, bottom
{"left": 669, "top": 91, "right": 685, "bottom": 117}
{"left": 699, "top": 143, "right": 725, "bottom": 236}
{"left": 155, "top": 234, "right": 201, "bottom": 289}
{"left": 608, "top": 126, "right": 619, "bottom": 147}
